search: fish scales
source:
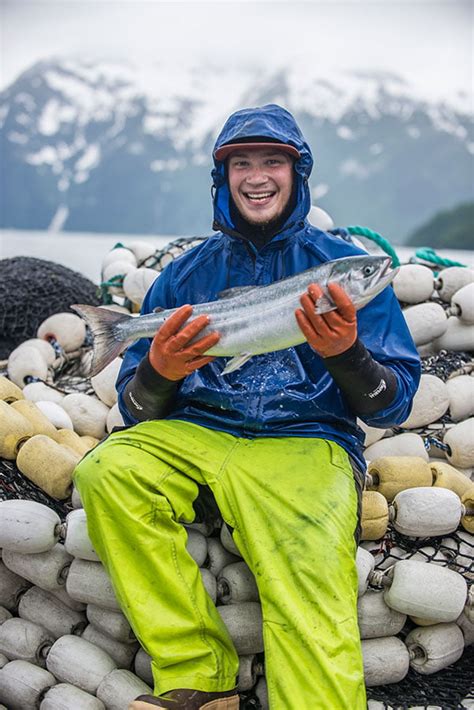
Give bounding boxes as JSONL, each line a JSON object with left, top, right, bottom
{"left": 72, "top": 255, "right": 396, "bottom": 376}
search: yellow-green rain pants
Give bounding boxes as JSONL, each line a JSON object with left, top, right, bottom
{"left": 74, "top": 420, "right": 366, "bottom": 709}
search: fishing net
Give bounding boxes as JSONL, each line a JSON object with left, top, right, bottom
{"left": 0, "top": 458, "right": 72, "bottom": 518}
{"left": 0, "top": 257, "right": 101, "bottom": 359}
{"left": 365, "top": 645, "right": 474, "bottom": 709}
{"left": 421, "top": 352, "right": 474, "bottom": 381}
{"left": 139, "top": 237, "right": 206, "bottom": 271}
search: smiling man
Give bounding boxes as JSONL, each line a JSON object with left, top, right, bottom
{"left": 74, "top": 104, "right": 420, "bottom": 709}
{"left": 225, "top": 145, "right": 295, "bottom": 224}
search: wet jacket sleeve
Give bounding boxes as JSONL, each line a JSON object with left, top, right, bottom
{"left": 116, "top": 264, "right": 180, "bottom": 426}
{"left": 332, "top": 285, "right": 421, "bottom": 427}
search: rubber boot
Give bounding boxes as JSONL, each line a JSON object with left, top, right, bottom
{"left": 129, "top": 688, "right": 239, "bottom": 709}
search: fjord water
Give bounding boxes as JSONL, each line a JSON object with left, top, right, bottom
{"left": 1, "top": 229, "right": 473, "bottom": 284}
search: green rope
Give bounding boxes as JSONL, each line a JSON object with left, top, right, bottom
{"left": 100, "top": 274, "right": 125, "bottom": 304}
{"left": 414, "top": 247, "right": 467, "bottom": 269}
{"left": 346, "top": 226, "right": 400, "bottom": 268}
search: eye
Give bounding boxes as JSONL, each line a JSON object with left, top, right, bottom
{"left": 363, "top": 265, "right": 375, "bottom": 277}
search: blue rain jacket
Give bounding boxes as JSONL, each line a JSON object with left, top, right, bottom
{"left": 117, "top": 104, "right": 421, "bottom": 470}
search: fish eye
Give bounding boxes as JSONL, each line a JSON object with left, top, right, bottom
{"left": 362, "top": 265, "right": 375, "bottom": 277}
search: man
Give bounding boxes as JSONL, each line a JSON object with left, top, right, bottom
{"left": 75, "top": 104, "right": 420, "bottom": 709}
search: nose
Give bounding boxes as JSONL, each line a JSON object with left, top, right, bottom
{"left": 245, "top": 165, "right": 269, "bottom": 185}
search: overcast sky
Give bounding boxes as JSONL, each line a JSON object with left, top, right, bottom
{"left": 1, "top": 0, "right": 472, "bottom": 102}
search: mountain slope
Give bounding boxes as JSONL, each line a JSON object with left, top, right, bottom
{"left": 1, "top": 58, "right": 472, "bottom": 241}
{"left": 406, "top": 201, "right": 474, "bottom": 250}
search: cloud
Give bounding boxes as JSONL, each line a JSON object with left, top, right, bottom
{"left": 1, "top": 0, "right": 472, "bottom": 105}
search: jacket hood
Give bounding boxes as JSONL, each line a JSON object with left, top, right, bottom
{"left": 211, "top": 104, "right": 313, "bottom": 236}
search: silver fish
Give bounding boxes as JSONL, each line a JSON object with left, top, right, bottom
{"left": 72, "top": 255, "right": 396, "bottom": 377}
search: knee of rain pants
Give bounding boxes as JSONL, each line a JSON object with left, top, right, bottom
{"left": 74, "top": 420, "right": 366, "bottom": 709}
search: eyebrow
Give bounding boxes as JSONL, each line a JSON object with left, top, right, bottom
{"left": 229, "top": 150, "right": 289, "bottom": 160}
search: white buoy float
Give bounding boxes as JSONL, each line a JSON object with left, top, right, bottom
{"left": 7, "top": 346, "right": 49, "bottom": 388}
{"left": 405, "top": 623, "right": 465, "bottom": 674}
{"left": 382, "top": 560, "right": 467, "bottom": 623}
{"left": 60, "top": 393, "right": 109, "bottom": 439}
{"left": 0, "top": 659, "right": 56, "bottom": 709}
{"left": 402, "top": 303, "right": 447, "bottom": 346}
{"left": 0, "top": 500, "right": 61, "bottom": 554}
{"left": 37, "top": 313, "right": 86, "bottom": 353}
{"left": 2, "top": 544, "right": 72, "bottom": 593}
{"left": 400, "top": 375, "right": 449, "bottom": 429}
{"left": 45, "top": 634, "right": 117, "bottom": 695}
{"left": 362, "top": 637, "right": 410, "bottom": 686}
{"left": 393, "top": 264, "right": 434, "bottom": 304}
{"left": 64, "top": 509, "right": 99, "bottom": 562}
{"left": 91, "top": 358, "right": 122, "bottom": 407}
{"left": 435, "top": 266, "right": 474, "bottom": 303}
{"left": 364, "top": 434, "right": 429, "bottom": 462}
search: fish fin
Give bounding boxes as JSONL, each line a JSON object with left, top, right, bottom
{"left": 221, "top": 352, "right": 253, "bottom": 375}
{"left": 71, "top": 304, "right": 131, "bottom": 377}
{"left": 217, "top": 285, "right": 256, "bottom": 300}
{"left": 153, "top": 306, "right": 165, "bottom": 313}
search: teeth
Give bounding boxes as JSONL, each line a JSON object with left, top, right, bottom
{"left": 246, "top": 192, "right": 273, "bottom": 200}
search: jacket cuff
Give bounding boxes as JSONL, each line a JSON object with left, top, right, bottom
{"left": 324, "top": 338, "right": 398, "bottom": 415}
{"left": 122, "top": 355, "right": 180, "bottom": 421}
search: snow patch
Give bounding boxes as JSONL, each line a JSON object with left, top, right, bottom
{"left": 128, "top": 142, "right": 144, "bottom": 155}
{"left": 312, "top": 183, "right": 329, "bottom": 199}
{"left": 38, "top": 99, "right": 61, "bottom": 135}
{"left": 337, "top": 125, "right": 355, "bottom": 140}
{"left": 0, "top": 105, "right": 9, "bottom": 129}
{"left": 143, "top": 114, "right": 178, "bottom": 135}
{"left": 8, "top": 132, "right": 28, "bottom": 145}
{"left": 192, "top": 153, "right": 210, "bottom": 166}
{"left": 58, "top": 176, "right": 70, "bottom": 192}
{"left": 407, "top": 126, "right": 420, "bottom": 139}
{"left": 74, "top": 172, "right": 89, "bottom": 184}
{"left": 26, "top": 146, "right": 58, "bottom": 166}
{"left": 150, "top": 158, "right": 184, "bottom": 172}
{"left": 48, "top": 204, "right": 69, "bottom": 231}
{"left": 15, "top": 93, "right": 36, "bottom": 111}
{"left": 75, "top": 144, "right": 100, "bottom": 173}
{"left": 16, "top": 113, "right": 31, "bottom": 126}
{"left": 340, "top": 158, "right": 372, "bottom": 179}
{"left": 369, "top": 143, "right": 384, "bottom": 155}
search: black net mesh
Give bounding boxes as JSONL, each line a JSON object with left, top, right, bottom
{"left": 366, "top": 644, "right": 474, "bottom": 709}
{"left": 421, "top": 351, "right": 474, "bottom": 381}
{"left": 0, "top": 458, "right": 72, "bottom": 518}
{"left": 363, "top": 526, "right": 474, "bottom": 708}
{"left": 370, "top": 526, "right": 473, "bottom": 578}
{"left": 0, "top": 257, "right": 101, "bottom": 359}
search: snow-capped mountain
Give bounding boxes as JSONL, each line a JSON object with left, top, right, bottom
{"left": 1, "top": 57, "right": 472, "bottom": 241}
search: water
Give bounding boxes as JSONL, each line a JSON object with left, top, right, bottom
{"left": 1, "top": 228, "right": 473, "bottom": 284}
{"left": 0, "top": 229, "right": 178, "bottom": 282}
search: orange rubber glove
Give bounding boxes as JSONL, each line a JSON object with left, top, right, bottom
{"left": 149, "top": 304, "right": 220, "bottom": 381}
{"left": 295, "top": 282, "right": 357, "bottom": 358}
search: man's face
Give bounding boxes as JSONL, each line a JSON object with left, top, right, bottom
{"left": 227, "top": 148, "right": 294, "bottom": 226}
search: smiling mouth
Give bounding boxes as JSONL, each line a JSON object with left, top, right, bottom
{"left": 244, "top": 191, "right": 276, "bottom": 203}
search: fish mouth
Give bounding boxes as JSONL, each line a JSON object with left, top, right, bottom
{"left": 377, "top": 257, "right": 398, "bottom": 289}
{"left": 381, "top": 257, "right": 393, "bottom": 276}
{"left": 384, "top": 258, "right": 398, "bottom": 279}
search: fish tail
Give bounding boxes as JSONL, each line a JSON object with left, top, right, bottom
{"left": 71, "top": 304, "right": 132, "bottom": 376}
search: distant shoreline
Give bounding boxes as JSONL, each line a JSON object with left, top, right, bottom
{"left": 1, "top": 229, "right": 473, "bottom": 283}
